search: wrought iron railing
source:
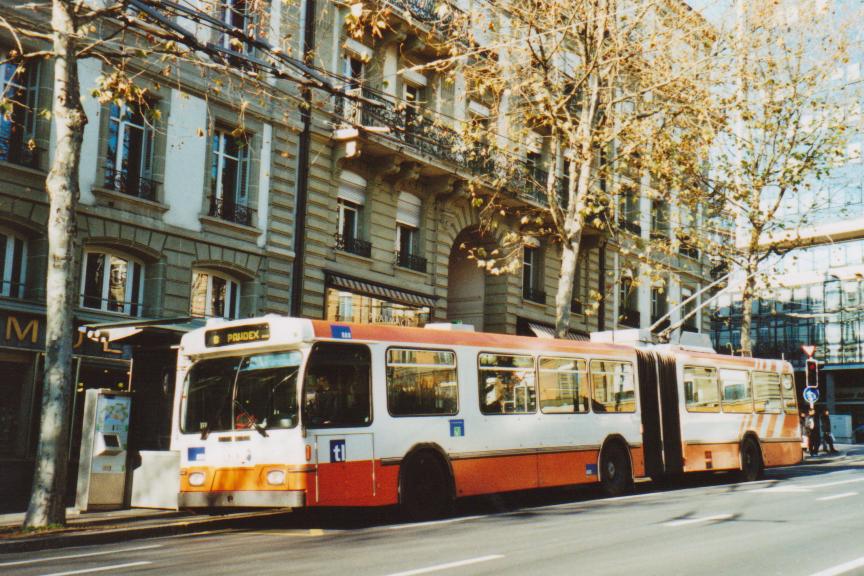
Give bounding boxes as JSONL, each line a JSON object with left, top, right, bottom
{"left": 335, "top": 233, "right": 373, "bottom": 258}
{"left": 103, "top": 167, "right": 159, "bottom": 202}
{"left": 396, "top": 251, "right": 427, "bottom": 272}
{"left": 334, "top": 90, "right": 573, "bottom": 210}
{"left": 619, "top": 219, "right": 642, "bottom": 235}
{"left": 383, "top": 0, "right": 467, "bottom": 38}
{"left": 523, "top": 287, "right": 546, "bottom": 304}
{"left": 208, "top": 195, "right": 254, "bottom": 226}
{"left": 0, "top": 135, "right": 40, "bottom": 170}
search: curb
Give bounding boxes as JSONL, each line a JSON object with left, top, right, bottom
{"left": 0, "top": 509, "right": 292, "bottom": 554}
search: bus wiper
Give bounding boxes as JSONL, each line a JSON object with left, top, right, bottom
{"left": 233, "top": 400, "right": 268, "bottom": 437}
{"left": 252, "top": 421, "right": 268, "bottom": 437}
{"left": 200, "top": 423, "right": 210, "bottom": 440}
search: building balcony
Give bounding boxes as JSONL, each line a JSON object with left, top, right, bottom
{"left": 381, "top": 0, "right": 468, "bottom": 42}
{"left": 208, "top": 195, "right": 254, "bottom": 227}
{"left": 103, "top": 167, "right": 159, "bottom": 202}
{"left": 337, "top": 88, "right": 463, "bottom": 167}
{"left": 0, "top": 135, "right": 40, "bottom": 170}
{"left": 396, "top": 251, "right": 427, "bottom": 272}
{"left": 335, "top": 233, "right": 373, "bottom": 258}
{"left": 523, "top": 287, "right": 546, "bottom": 304}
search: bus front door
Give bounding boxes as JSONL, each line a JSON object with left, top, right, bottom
{"left": 313, "top": 433, "right": 376, "bottom": 506}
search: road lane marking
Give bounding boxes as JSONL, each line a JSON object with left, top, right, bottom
{"left": 810, "top": 555, "right": 864, "bottom": 576}
{"left": 40, "top": 561, "right": 152, "bottom": 576}
{"left": 387, "top": 515, "right": 485, "bottom": 530}
{"left": 808, "top": 478, "right": 864, "bottom": 489}
{"left": 0, "top": 545, "right": 162, "bottom": 567}
{"left": 663, "top": 514, "right": 734, "bottom": 527}
{"left": 381, "top": 555, "right": 504, "bottom": 576}
{"left": 749, "top": 486, "right": 811, "bottom": 494}
{"left": 816, "top": 492, "right": 857, "bottom": 502}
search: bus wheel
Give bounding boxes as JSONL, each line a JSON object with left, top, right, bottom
{"left": 600, "top": 443, "right": 633, "bottom": 497}
{"left": 740, "top": 438, "right": 764, "bottom": 482}
{"left": 400, "top": 451, "right": 453, "bottom": 521}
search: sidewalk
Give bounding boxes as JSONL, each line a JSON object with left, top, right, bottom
{"left": 0, "top": 506, "right": 291, "bottom": 554}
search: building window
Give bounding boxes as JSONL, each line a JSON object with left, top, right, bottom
{"left": 209, "top": 129, "right": 252, "bottom": 226}
{"left": 220, "top": 0, "right": 254, "bottom": 53}
{"left": 80, "top": 250, "right": 144, "bottom": 316}
{"left": 0, "top": 61, "right": 39, "bottom": 169}
{"left": 618, "top": 185, "right": 641, "bottom": 235}
{"left": 395, "top": 192, "right": 425, "bottom": 272}
{"left": 190, "top": 270, "right": 241, "bottom": 319}
{"left": 0, "top": 230, "right": 26, "bottom": 298}
{"left": 681, "top": 285, "right": 697, "bottom": 330}
{"left": 571, "top": 253, "right": 589, "bottom": 314}
{"left": 651, "top": 287, "right": 668, "bottom": 328}
{"left": 104, "top": 101, "right": 157, "bottom": 201}
{"left": 619, "top": 277, "right": 639, "bottom": 328}
{"left": 523, "top": 246, "right": 545, "bottom": 303}
{"left": 334, "top": 170, "right": 370, "bottom": 257}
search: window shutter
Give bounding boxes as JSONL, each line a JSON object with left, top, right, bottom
{"left": 338, "top": 170, "right": 366, "bottom": 205}
{"left": 396, "top": 192, "right": 421, "bottom": 227}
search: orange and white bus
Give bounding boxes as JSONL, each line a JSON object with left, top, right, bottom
{"left": 172, "top": 316, "right": 802, "bottom": 517}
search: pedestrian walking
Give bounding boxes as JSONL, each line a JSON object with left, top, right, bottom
{"left": 806, "top": 409, "right": 820, "bottom": 457}
{"left": 820, "top": 409, "right": 839, "bottom": 454}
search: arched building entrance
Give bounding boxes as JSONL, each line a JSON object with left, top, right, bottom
{"left": 447, "top": 228, "right": 487, "bottom": 331}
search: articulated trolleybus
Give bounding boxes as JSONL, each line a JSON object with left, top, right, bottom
{"left": 173, "top": 315, "right": 802, "bottom": 517}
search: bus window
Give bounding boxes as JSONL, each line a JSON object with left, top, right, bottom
{"left": 181, "top": 351, "right": 302, "bottom": 434}
{"left": 781, "top": 373, "right": 798, "bottom": 414}
{"left": 386, "top": 348, "right": 458, "bottom": 416}
{"left": 719, "top": 369, "right": 752, "bottom": 413}
{"left": 684, "top": 366, "right": 720, "bottom": 412}
{"left": 752, "top": 371, "right": 783, "bottom": 414}
{"left": 538, "top": 357, "right": 589, "bottom": 414}
{"left": 589, "top": 360, "right": 635, "bottom": 413}
{"left": 181, "top": 356, "right": 238, "bottom": 434}
{"left": 479, "top": 353, "right": 536, "bottom": 414}
{"left": 304, "top": 343, "right": 371, "bottom": 428}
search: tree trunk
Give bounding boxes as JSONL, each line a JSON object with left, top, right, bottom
{"left": 739, "top": 258, "right": 757, "bottom": 357}
{"left": 24, "top": 0, "right": 86, "bottom": 528}
{"left": 554, "top": 155, "right": 591, "bottom": 338}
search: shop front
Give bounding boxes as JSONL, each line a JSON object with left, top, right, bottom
{"left": 0, "top": 306, "right": 132, "bottom": 512}
{"left": 324, "top": 272, "right": 436, "bottom": 327}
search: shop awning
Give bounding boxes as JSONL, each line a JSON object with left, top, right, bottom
{"left": 326, "top": 272, "right": 437, "bottom": 308}
{"left": 522, "top": 319, "right": 589, "bottom": 341}
{"left": 82, "top": 317, "right": 207, "bottom": 347}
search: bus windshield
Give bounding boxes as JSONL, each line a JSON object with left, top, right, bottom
{"left": 181, "top": 351, "right": 303, "bottom": 435}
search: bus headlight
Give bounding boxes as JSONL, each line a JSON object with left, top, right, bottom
{"left": 188, "top": 472, "right": 206, "bottom": 487}
{"left": 266, "top": 469, "right": 286, "bottom": 485}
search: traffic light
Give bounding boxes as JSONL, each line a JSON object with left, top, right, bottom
{"left": 805, "top": 358, "right": 819, "bottom": 389}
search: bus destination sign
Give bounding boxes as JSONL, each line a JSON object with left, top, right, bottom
{"left": 205, "top": 323, "right": 271, "bottom": 348}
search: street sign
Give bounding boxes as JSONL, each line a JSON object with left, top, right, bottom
{"left": 803, "top": 388, "right": 819, "bottom": 404}
{"left": 801, "top": 345, "right": 817, "bottom": 358}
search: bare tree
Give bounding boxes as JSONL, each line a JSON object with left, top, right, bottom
{"left": 700, "top": 0, "right": 858, "bottom": 355}
{"left": 2, "top": 0, "right": 331, "bottom": 528}
{"left": 400, "top": 0, "right": 717, "bottom": 337}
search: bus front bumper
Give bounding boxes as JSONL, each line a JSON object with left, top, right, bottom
{"left": 179, "top": 490, "right": 306, "bottom": 508}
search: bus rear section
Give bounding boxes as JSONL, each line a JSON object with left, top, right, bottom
{"left": 634, "top": 348, "right": 802, "bottom": 482}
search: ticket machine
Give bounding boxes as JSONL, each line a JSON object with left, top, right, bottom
{"left": 75, "top": 389, "right": 132, "bottom": 511}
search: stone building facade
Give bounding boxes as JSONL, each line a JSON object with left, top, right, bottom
{"left": 0, "top": 0, "right": 712, "bottom": 509}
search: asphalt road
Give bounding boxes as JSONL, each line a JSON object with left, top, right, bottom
{"left": 3, "top": 450, "right": 864, "bottom": 576}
